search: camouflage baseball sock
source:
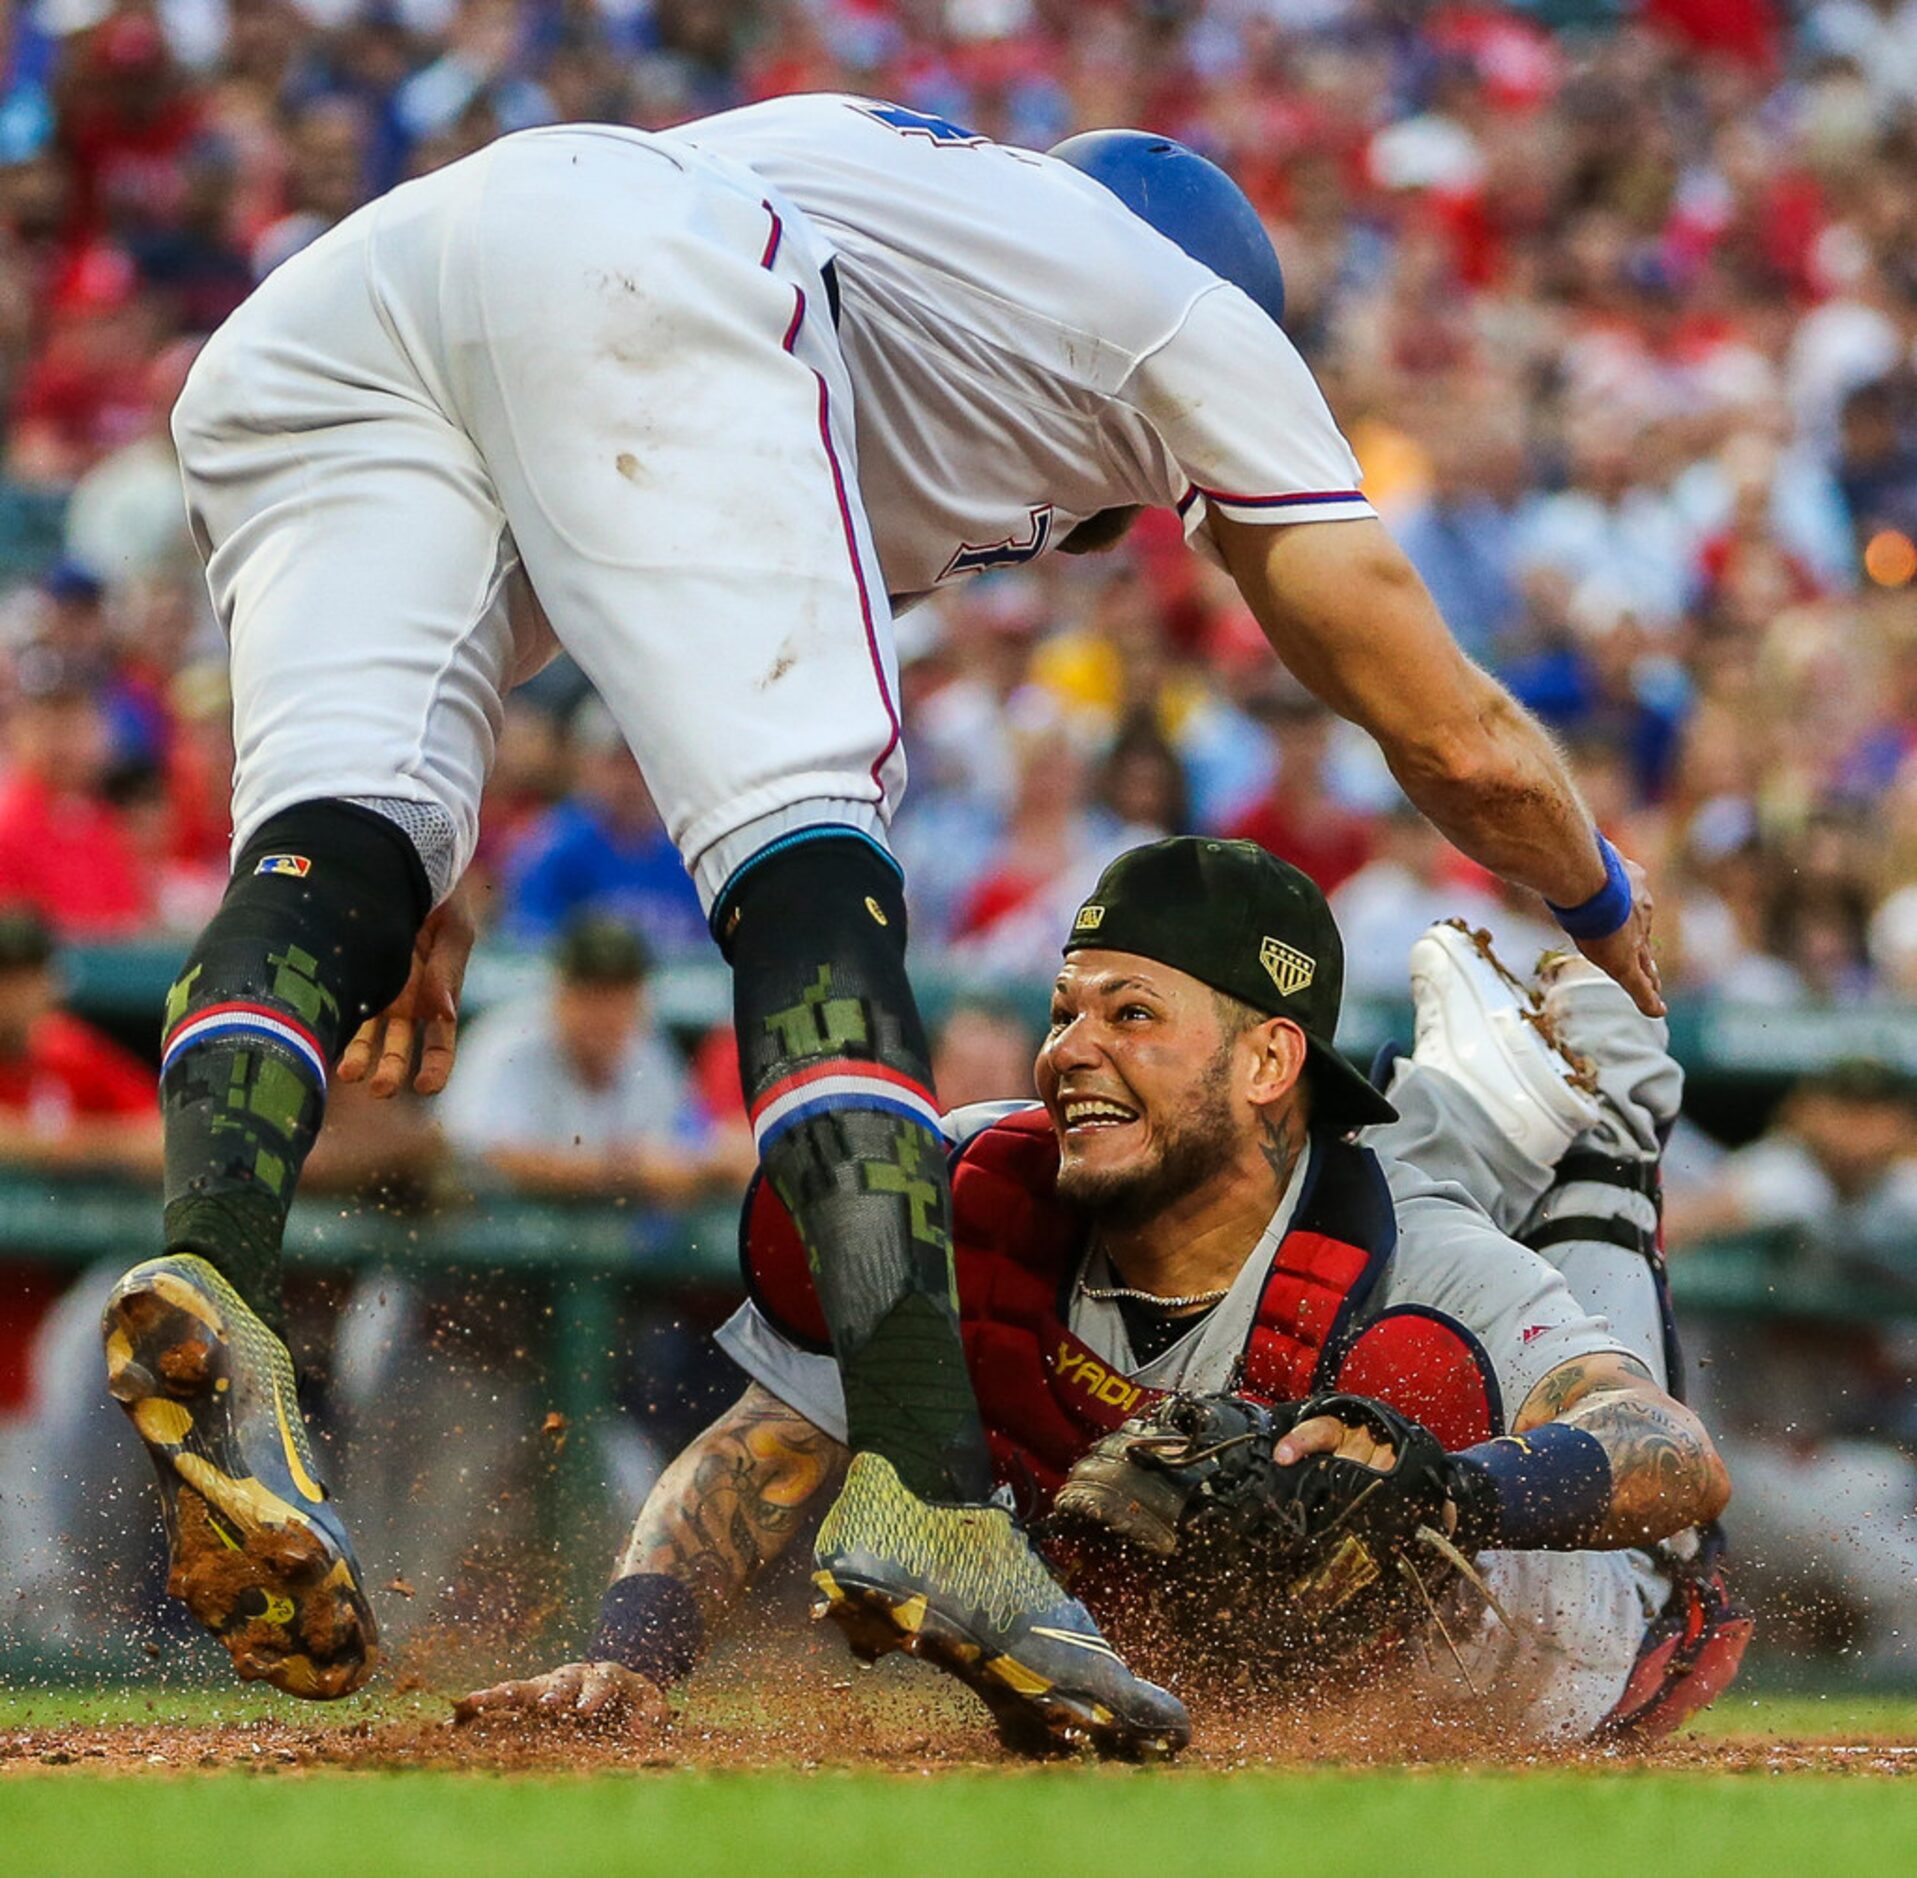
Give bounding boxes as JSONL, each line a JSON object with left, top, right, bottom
{"left": 159, "top": 802, "right": 429, "bottom": 1336}
{"left": 719, "top": 832, "right": 993, "bottom": 1505}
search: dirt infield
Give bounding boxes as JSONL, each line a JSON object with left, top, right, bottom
{"left": 5, "top": 1675, "right": 1915, "bottom": 1779}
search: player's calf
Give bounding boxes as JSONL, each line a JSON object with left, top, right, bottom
{"left": 1524, "top": 951, "right": 1681, "bottom": 1396}
{"left": 158, "top": 799, "right": 429, "bottom": 1329}
{"left": 108, "top": 797, "right": 430, "bottom": 1697}
{"left": 716, "top": 829, "right": 991, "bottom": 1505}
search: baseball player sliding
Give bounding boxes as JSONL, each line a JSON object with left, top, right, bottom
{"left": 105, "top": 94, "right": 1661, "bottom": 1757}
{"left": 463, "top": 843, "right": 1744, "bottom": 1748}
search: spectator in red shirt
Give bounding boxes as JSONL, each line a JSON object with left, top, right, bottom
{"left": 54, "top": 12, "right": 203, "bottom": 245}
{"left": 1227, "top": 693, "right": 1376, "bottom": 895}
{"left": 8, "top": 241, "right": 163, "bottom": 484}
{"left": 0, "top": 651, "right": 154, "bottom": 939}
{"left": 0, "top": 904, "right": 158, "bottom": 1176}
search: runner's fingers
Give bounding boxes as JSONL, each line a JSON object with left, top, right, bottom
{"left": 339, "top": 1019, "right": 379, "bottom": 1084}
{"left": 413, "top": 1014, "right": 459, "bottom": 1095}
{"left": 369, "top": 1016, "right": 415, "bottom": 1098}
{"left": 537, "top": 1664, "right": 590, "bottom": 1709}
{"left": 572, "top": 1665, "right": 616, "bottom": 1716}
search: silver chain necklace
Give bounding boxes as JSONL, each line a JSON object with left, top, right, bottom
{"left": 1077, "top": 1279, "right": 1230, "bottom": 1311}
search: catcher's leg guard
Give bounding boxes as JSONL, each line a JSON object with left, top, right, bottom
{"left": 1519, "top": 953, "right": 1746, "bottom": 1731}
{"left": 110, "top": 799, "right": 425, "bottom": 1697}
{"left": 812, "top": 1453, "right": 1190, "bottom": 1761}
{"left": 1598, "top": 1531, "right": 1753, "bottom": 1739}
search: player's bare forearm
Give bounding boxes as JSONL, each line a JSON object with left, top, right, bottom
{"left": 615, "top": 1383, "right": 846, "bottom": 1627}
{"left": 1209, "top": 514, "right": 1606, "bottom": 906}
{"left": 1515, "top": 1353, "right": 1731, "bottom": 1546}
{"left": 454, "top": 1384, "right": 842, "bottom": 1731}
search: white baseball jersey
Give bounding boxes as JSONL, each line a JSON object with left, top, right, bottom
{"left": 669, "top": 96, "right": 1375, "bottom": 608}
{"left": 175, "top": 99, "right": 1372, "bottom": 915}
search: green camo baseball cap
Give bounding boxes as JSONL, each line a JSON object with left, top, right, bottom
{"left": 1063, "top": 837, "right": 1397, "bottom": 1129}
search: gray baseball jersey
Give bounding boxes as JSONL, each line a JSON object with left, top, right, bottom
{"left": 716, "top": 1062, "right": 1667, "bottom": 1741}
{"left": 717, "top": 1096, "right": 1632, "bottom": 1441}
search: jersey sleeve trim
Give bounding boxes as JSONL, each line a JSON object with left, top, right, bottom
{"left": 1179, "top": 482, "right": 1377, "bottom": 530}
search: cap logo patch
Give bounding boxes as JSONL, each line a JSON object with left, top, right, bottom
{"left": 1074, "top": 903, "right": 1106, "bottom": 931}
{"left": 255, "top": 855, "right": 311, "bottom": 878}
{"left": 1260, "top": 936, "right": 1314, "bottom": 998}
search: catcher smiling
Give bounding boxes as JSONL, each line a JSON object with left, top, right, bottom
{"left": 462, "top": 838, "right": 1745, "bottom": 1750}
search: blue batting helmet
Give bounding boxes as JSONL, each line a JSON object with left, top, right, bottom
{"left": 1048, "top": 130, "right": 1286, "bottom": 327}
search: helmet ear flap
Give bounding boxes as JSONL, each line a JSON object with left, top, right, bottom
{"left": 1048, "top": 129, "right": 1286, "bottom": 327}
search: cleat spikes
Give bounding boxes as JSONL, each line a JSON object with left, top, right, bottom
{"left": 102, "top": 1254, "right": 377, "bottom": 1700}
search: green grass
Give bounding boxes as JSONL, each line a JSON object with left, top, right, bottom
{"left": 2, "top": 1766, "right": 1915, "bottom": 1877}
{"left": 1689, "top": 1691, "right": 1917, "bottom": 1739}
{"left": 0, "top": 1682, "right": 421, "bottom": 1731}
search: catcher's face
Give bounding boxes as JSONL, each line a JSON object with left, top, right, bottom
{"left": 1038, "top": 952, "right": 1299, "bottom": 1221}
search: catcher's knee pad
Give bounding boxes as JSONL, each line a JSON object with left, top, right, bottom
{"left": 164, "top": 799, "right": 432, "bottom": 1071}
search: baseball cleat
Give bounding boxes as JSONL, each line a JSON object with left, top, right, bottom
{"left": 812, "top": 1452, "right": 1189, "bottom": 1761}
{"left": 102, "top": 1253, "right": 376, "bottom": 1698}
{"left": 1408, "top": 919, "right": 1601, "bottom": 1167}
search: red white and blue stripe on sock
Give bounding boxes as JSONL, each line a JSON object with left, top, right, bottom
{"left": 749, "top": 1058, "right": 941, "bottom": 1154}
{"left": 160, "top": 1001, "right": 329, "bottom": 1091}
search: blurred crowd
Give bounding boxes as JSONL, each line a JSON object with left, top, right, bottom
{"left": 2, "top": 0, "right": 1917, "bottom": 1000}
{"left": 3, "top": 0, "right": 1917, "bottom": 1674}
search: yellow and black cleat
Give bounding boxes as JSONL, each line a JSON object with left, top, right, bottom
{"left": 102, "top": 1253, "right": 376, "bottom": 1699}
{"left": 813, "top": 1452, "right": 1188, "bottom": 1761}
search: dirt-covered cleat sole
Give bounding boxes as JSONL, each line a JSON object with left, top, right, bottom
{"left": 1409, "top": 919, "right": 1602, "bottom": 1167}
{"left": 812, "top": 1453, "right": 1188, "bottom": 1762}
{"left": 102, "top": 1253, "right": 376, "bottom": 1698}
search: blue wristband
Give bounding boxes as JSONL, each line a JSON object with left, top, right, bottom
{"left": 1448, "top": 1424, "right": 1613, "bottom": 1551}
{"left": 586, "top": 1573, "right": 704, "bottom": 1686}
{"left": 1546, "top": 834, "right": 1632, "bottom": 941}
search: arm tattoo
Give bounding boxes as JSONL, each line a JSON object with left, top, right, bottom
{"left": 1565, "top": 1390, "right": 1720, "bottom": 1546}
{"left": 1523, "top": 1353, "right": 1721, "bottom": 1546}
{"left": 1523, "top": 1352, "right": 1652, "bottom": 1424}
{"left": 617, "top": 1383, "right": 846, "bottom": 1624}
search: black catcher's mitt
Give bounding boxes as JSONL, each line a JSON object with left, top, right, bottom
{"left": 1050, "top": 1390, "right": 1472, "bottom": 1672}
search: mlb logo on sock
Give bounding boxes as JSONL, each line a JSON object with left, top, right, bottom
{"left": 256, "top": 854, "right": 312, "bottom": 877}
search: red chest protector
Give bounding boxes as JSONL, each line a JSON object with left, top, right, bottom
{"left": 741, "top": 1108, "right": 1499, "bottom": 1512}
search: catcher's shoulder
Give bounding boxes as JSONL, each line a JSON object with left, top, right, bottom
{"left": 941, "top": 1099, "right": 1049, "bottom": 1150}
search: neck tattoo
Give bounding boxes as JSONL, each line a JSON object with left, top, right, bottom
{"left": 1256, "top": 1103, "right": 1307, "bottom": 1188}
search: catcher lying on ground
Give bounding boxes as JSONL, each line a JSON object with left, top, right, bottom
{"left": 464, "top": 839, "right": 1745, "bottom": 1749}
